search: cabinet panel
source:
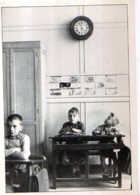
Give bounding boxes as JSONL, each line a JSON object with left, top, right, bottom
{"left": 3, "top": 49, "right": 10, "bottom": 119}
{"left": 3, "top": 41, "right": 46, "bottom": 155}
{"left": 12, "top": 50, "right": 36, "bottom": 120}
{"left": 23, "top": 125, "right": 37, "bottom": 155}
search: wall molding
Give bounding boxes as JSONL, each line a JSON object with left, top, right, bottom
{"left": 2, "top": 22, "right": 127, "bottom": 32}
{"left": 46, "top": 97, "right": 130, "bottom": 103}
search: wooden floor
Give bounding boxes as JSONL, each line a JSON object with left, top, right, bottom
{"left": 48, "top": 173, "right": 131, "bottom": 192}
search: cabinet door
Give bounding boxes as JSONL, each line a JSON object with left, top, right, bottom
{"left": 3, "top": 46, "right": 40, "bottom": 155}
{"left": 3, "top": 48, "right": 10, "bottom": 120}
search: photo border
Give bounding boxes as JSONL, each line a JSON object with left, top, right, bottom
{"left": 0, "top": 0, "right": 138, "bottom": 195}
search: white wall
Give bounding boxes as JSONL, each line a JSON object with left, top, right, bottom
{"left": 2, "top": 5, "right": 128, "bottom": 76}
{"left": 2, "top": 5, "right": 130, "bottom": 164}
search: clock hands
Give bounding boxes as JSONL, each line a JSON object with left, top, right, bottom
{"left": 70, "top": 16, "right": 93, "bottom": 40}
{"left": 74, "top": 21, "right": 89, "bottom": 35}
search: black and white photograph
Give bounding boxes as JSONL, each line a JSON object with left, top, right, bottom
{"left": 0, "top": 0, "right": 139, "bottom": 194}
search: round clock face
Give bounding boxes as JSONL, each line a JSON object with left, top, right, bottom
{"left": 74, "top": 20, "right": 90, "bottom": 36}
{"left": 70, "top": 16, "right": 94, "bottom": 40}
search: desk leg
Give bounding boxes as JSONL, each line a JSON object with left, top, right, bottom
{"left": 118, "top": 151, "right": 122, "bottom": 188}
{"left": 52, "top": 151, "right": 56, "bottom": 189}
{"left": 27, "top": 165, "right": 31, "bottom": 192}
{"left": 85, "top": 150, "right": 89, "bottom": 181}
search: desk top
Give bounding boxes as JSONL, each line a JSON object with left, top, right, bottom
{"left": 6, "top": 159, "right": 45, "bottom": 165}
{"left": 49, "top": 135, "right": 125, "bottom": 151}
{"left": 6, "top": 155, "right": 46, "bottom": 164}
{"left": 49, "top": 134, "right": 125, "bottom": 142}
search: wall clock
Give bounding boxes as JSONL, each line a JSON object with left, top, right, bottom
{"left": 70, "top": 16, "right": 94, "bottom": 40}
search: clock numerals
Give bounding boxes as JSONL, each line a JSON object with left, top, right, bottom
{"left": 74, "top": 20, "right": 89, "bottom": 36}
{"left": 70, "top": 16, "right": 94, "bottom": 40}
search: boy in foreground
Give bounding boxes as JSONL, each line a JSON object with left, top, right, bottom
{"left": 5, "top": 114, "right": 31, "bottom": 192}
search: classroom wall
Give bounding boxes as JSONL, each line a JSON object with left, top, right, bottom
{"left": 2, "top": 5, "right": 128, "bottom": 75}
{"left": 2, "top": 5, "right": 130, "bottom": 164}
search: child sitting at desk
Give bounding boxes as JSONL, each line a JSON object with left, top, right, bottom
{"left": 5, "top": 114, "right": 31, "bottom": 161}
{"left": 5, "top": 114, "right": 31, "bottom": 191}
{"left": 59, "top": 107, "right": 85, "bottom": 177}
{"left": 92, "top": 113, "right": 122, "bottom": 178}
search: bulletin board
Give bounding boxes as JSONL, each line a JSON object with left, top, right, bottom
{"left": 47, "top": 74, "right": 129, "bottom": 97}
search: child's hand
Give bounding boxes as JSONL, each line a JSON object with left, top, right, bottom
{"left": 12, "top": 147, "right": 21, "bottom": 153}
{"left": 72, "top": 128, "right": 82, "bottom": 135}
{"left": 94, "top": 130, "right": 101, "bottom": 135}
{"left": 109, "top": 131, "right": 115, "bottom": 135}
{"left": 114, "top": 129, "right": 122, "bottom": 135}
{"left": 110, "top": 128, "right": 122, "bottom": 135}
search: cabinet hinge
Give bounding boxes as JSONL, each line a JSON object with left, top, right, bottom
{"left": 35, "top": 52, "right": 38, "bottom": 57}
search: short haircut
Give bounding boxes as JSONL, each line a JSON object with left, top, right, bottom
{"left": 7, "top": 114, "right": 23, "bottom": 123}
{"left": 68, "top": 107, "right": 79, "bottom": 114}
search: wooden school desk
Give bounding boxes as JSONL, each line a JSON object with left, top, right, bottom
{"left": 49, "top": 134, "right": 125, "bottom": 189}
{"left": 6, "top": 155, "right": 46, "bottom": 192}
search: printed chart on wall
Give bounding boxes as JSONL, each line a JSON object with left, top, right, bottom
{"left": 0, "top": 0, "right": 137, "bottom": 195}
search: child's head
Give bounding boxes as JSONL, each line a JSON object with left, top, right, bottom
{"left": 104, "top": 113, "right": 119, "bottom": 127}
{"left": 68, "top": 107, "right": 79, "bottom": 124}
{"left": 7, "top": 114, "right": 23, "bottom": 137}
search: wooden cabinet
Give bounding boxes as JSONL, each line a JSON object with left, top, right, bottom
{"left": 3, "top": 41, "right": 46, "bottom": 155}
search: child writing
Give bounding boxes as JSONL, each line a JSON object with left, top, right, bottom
{"left": 59, "top": 107, "right": 85, "bottom": 177}
{"left": 92, "top": 113, "right": 122, "bottom": 178}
